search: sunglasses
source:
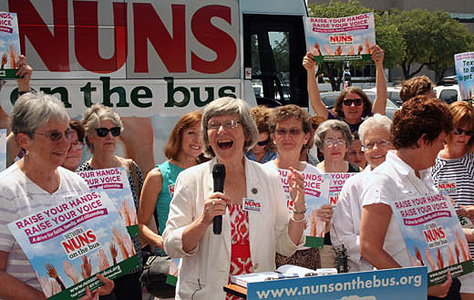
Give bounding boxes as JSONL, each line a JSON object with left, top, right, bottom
{"left": 453, "top": 128, "right": 473, "bottom": 136}
{"left": 275, "top": 128, "right": 302, "bottom": 136}
{"left": 256, "top": 138, "right": 271, "bottom": 146}
{"left": 342, "top": 98, "right": 363, "bottom": 106}
{"left": 35, "top": 129, "right": 75, "bottom": 142}
{"left": 95, "top": 127, "right": 121, "bottom": 137}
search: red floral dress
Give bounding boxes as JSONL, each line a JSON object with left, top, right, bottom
{"left": 227, "top": 204, "right": 253, "bottom": 300}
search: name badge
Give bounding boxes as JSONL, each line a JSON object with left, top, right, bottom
{"left": 243, "top": 198, "right": 262, "bottom": 213}
{"left": 438, "top": 181, "right": 457, "bottom": 194}
{"left": 168, "top": 183, "right": 175, "bottom": 198}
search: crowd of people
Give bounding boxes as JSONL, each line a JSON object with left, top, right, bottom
{"left": 0, "top": 46, "right": 473, "bottom": 300}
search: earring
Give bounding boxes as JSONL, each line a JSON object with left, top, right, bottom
{"left": 24, "top": 149, "right": 29, "bottom": 156}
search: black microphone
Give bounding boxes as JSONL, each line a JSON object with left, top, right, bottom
{"left": 212, "top": 163, "right": 226, "bottom": 234}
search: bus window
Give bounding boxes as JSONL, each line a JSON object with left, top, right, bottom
{"left": 244, "top": 14, "right": 307, "bottom": 107}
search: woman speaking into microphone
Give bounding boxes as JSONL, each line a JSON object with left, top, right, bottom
{"left": 163, "top": 97, "right": 306, "bottom": 300}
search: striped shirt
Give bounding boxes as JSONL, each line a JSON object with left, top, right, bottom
{"left": 0, "top": 163, "right": 89, "bottom": 292}
{"left": 431, "top": 152, "right": 474, "bottom": 254}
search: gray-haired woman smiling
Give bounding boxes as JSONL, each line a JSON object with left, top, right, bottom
{"left": 0, "top": 93, "right": 113, "bottom": 299}
{"left": 163, "top": 97, "right": 306, "bottom": 300}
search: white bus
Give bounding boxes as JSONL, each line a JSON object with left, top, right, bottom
{"left": 0, "top": 0, "right": 309, "bottom": 167}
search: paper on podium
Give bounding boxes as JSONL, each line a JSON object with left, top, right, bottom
{"left": 276, "top": 264, "right": 337, "bottom": 277}
{"left": 231, "top": 271, "right": 296, "bottom": 287}
{"left": 231, "top": 265, "right": 338, "bottom": 288}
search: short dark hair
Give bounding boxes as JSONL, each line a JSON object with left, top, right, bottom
{"left": 392, "top": 96, "right": 452, "bottom": 149}
{"left": 69, "top": 119, "right": 85, "bottom": 143}
{"left": 333, "top": 86, "right": 372, "bottom": 119}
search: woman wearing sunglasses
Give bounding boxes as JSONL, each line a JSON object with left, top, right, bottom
{"left": 246, "top": 105, "right": 276, "bottom": 163}
{"left": 431, "top": 101, "right": 474, "bottom": 299}
{"left": 264, "top": 105, "right": 333, "bottom": 270}
{"left": 303, "top": 45, "right": 387, "bottom": 133}
{"left": 78, "top": 103, "right": 143, "bottom": 300}
{"left": 0, "top": 93, "right": 114, "bottom": 299}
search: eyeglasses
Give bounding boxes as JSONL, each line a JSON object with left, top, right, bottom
{"left": 453, "top": 128, "right": 473, "bottom": 136}
{"left": 275, "top": 128, "right": 303, "bottom": 136}
{"left": 363, "top": 140, "right": 390, "bottom": 150}
{"left": 342, "top": 98, "right": 363, "bottom": 106}
{"left": 207, "top": 120, "right": 241, "bottom": 130}
{"left": 34, "top": 129, "right": 75, "bottom": 142}
{"left": 95, "top": 127, "right": 121, "bottom": 137}
{"left": 324, "top": 139, "right": 346, "bottom": 146}
{"left": 256, "top": 138, "right": 271, "bottom": 146}
{"left": 70, "top": 141, "right": 85, "bottom": 150}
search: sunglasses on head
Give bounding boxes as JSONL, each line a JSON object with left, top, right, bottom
{"left": 342, "top": 98, "right": 363, "bottom": 106}
{"left": 256, "top": 138, "right": 271, "bottom": 146}
{"left": 454, "top": 128, "right": 473, "bottom": 136}
{"left": 34, "top": 129, "right": 75, "bottom": 142}
{"left": 95, "top": 127, "right": 121, "bottom": 137}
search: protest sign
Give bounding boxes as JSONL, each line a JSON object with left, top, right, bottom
{"left": 0, "top": 128, "right": 5, "bottom": 171}
{"left": 454, "top": 52, "right": 474, "bottom": 100}
{"left": 306, "top": 12, "right": 375, "bottom": 62}
{"left": 8, "top": 191, "right": 140, "bottom": 299}
{"left": 328, "top": 172, "right": 356, "bottom": 207}
{"left": 77, "top": 167, "right": 138, "bottom": 236}
{"left": 269, "top": 164, "right": 330, "bottom": 248}
{"left": 0, "top": 11, "right": 20, "bottom": 78}
{"left": 389, "top": 193, "right": 474, "bottom": 286}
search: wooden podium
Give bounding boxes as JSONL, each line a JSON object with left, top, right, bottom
{"left": 223, "top": 284, "right": 247, "bottom": 299}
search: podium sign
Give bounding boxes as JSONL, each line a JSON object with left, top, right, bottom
{"left": 247, "top": 267, "right": 427, "bottom": 300}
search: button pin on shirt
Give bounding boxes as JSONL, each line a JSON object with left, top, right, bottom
{"left": 252, "top": 188, "right": 258, "bottom": 194}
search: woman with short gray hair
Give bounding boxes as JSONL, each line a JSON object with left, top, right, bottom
{"left": 78, "top": 103, "right": 143, "bottom": 300}
{"left": 81, "top": 104, "right": 123, "bottom": 154}
{"left": 163, "top": 97, "right": 307, "bottom": 300}
{"left": 331, "top": 114, "right": 393, "bottom": 272}
{"left": 315, "top": 119, "right": 357, "bottom": 173}
{"left": 0, "top": 93, "right": 113, "bottom": 299}
{"left": 201, "top": 97, "right": 258, "bottom": 157}
{"left": 314, "top": 119, "right": 359, "bottom": 268}
{"left": 358, "top": 113, "right": 392, "bottom": 147}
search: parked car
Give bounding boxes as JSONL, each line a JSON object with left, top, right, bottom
{"left": 319, "top": 91, "right": 400, "bottom": 120}
{"left": 434, "top": 84, "right": 461, "bottom": 104}
{"left": 364, "top": 86, "right": 402, "bottom": 106}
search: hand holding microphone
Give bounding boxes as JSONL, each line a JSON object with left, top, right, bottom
{"left": 212, "top": 164, "right": 226, "bottom": 234}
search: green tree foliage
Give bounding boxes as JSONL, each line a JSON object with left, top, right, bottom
{"left": 308, "top": 1, "right": 474, "bottom": 85}
{"left": 390, "top": 9, "right": 474, "bottom": 82}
